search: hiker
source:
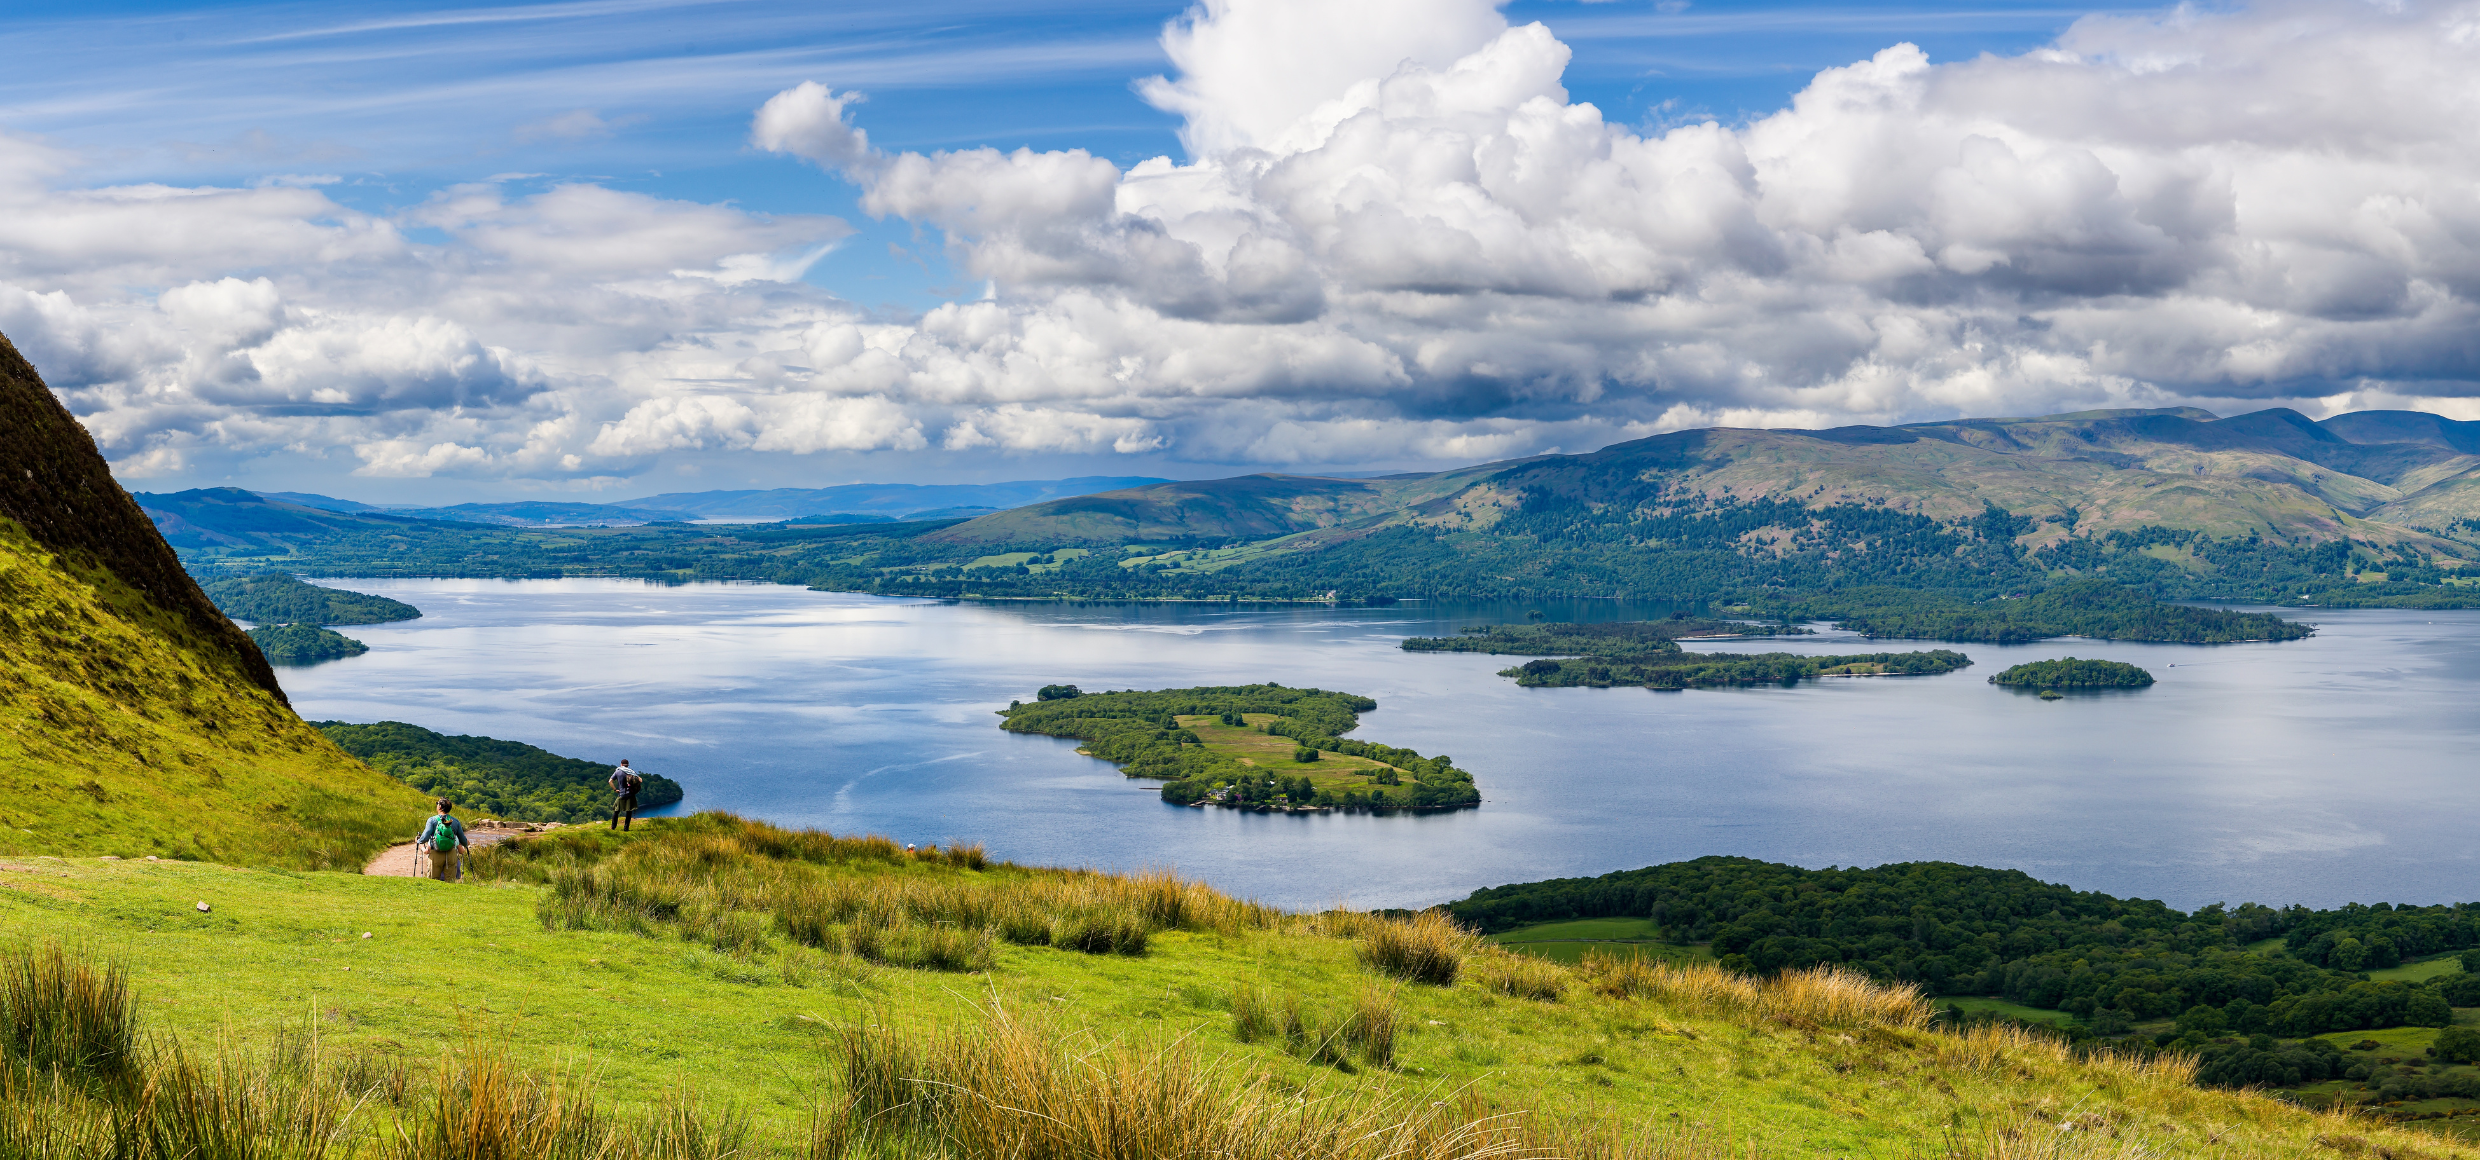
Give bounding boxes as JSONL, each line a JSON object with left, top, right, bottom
{"left": 419, "top": 799, "right": 468, "bottom": 882}
{"left": 609, "top": 759, "right": 644, "bottom": 831}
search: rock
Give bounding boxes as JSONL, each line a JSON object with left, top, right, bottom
{"left": 145, "top": 855, "right": 160, "bottom": 861}
{"left": 195, "top": 901, "right": 210, "bottom": 913}
{"left": 361, "top": 932, "right": 372, "bottom": 939}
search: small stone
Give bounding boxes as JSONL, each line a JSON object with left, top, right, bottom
{"left": 145, "top": 856, "right": 160, "bottom": 862}
{"left": 361, "top": 932, "right": 372, "bottom": 939}
{"left": 195, "top": 902, "right": 211, "bottom": 913}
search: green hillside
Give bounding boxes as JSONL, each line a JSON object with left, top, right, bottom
{"left": 0, "top": 331, "right": 431, "bottom": 869}
{"left": 0, "top": 818, "right": 2470, "bottom": 1156}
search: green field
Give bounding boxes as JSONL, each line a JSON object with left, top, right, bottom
{"left": 1936, "top": 996, "right": 2078, "bottom": 1026}
{"left": 1485, "top": 917, "right": 1717, "bottom": 966}
{"left": 1, "top": 829, "right": 2469, "bottom": 1157}
{"left": 2372, "top": 954, "right": 2472, "bottom": 984}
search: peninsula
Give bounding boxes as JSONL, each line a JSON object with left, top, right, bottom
{"left": 999, "top": 683, "right": 1479, "bottom": 811}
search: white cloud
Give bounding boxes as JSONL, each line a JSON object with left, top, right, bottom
{"left": 9, "top": 0, "right": 2480, "bottom": 490}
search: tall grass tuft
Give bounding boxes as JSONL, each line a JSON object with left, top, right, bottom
{"left": 1357, "top": 910, "right": 1472, "bottom": 986}
{"left": 817, "top": 1007, "right": 1540, "bottom": 1160}
{"left": 118, "top": 1037, "right": 360, "bottom": 1160}
{"left": 1578, "top": 953, "right": 1931, "bottom": 1030}
{"left": 1464, "top": 949, "right": 1567, "bottom": 1001}
{"left": 0, "top": 942, "right": 135, "bottom": 1081}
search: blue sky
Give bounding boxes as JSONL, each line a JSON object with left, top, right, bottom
{"left": 1, "top": 0, "right": 2472, "bottom": 502}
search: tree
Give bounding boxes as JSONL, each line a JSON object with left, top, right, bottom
{"left": 1293, "top": 747, "right": 1320, "bottom": 762}
{"left": 2437, "top": 1025, "right": 2480, "bottom": 1065}
{"left": 2407, "top": 990, "right": 2454, "bottom": 1028}
{"left": 1038, "top": 684, "right": 1082, "bottom": 701}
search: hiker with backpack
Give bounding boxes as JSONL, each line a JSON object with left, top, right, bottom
{"left": 419, "top": 799, "right": 468, "bottom": 881}
{"left": 609, "top": 759, "right": 644, "bottom": 831}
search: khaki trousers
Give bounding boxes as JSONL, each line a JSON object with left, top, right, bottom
{"left": 427, "top": 847, "right": 460, "bottom": 882}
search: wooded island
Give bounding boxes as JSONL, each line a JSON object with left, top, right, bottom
{"left": 999, "top": 683, "right": 1479, "bottom": 811}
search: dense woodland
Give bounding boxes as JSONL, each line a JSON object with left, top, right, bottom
{"left": 244, "top": 622, "right": 367, "bottom": 664}
{"left": 203, "top": 572, "right": 421, "bottom": 626}
{"left": 1990, "top": 658, "right": 2155, "bottom": 688}
{"left": 316, "top": 720, "right": 683, "bottom": 824}
{"left": 1451, "top": 857, "right": 2480, "bottom": 1054}
{"left": 1400, "top": 616, "right": 1807, "bottom": 656}
{"left": 998, "top": 684, "right": 1479, "bottom": 810}
{"left": 1499, "top": 649, "right": 1971, "bottom": 689}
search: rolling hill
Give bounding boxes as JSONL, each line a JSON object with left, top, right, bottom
{"left": 938, "top": 407, "right": 2480, "bottom": 552}
{"left": 0, "top": 331, "right": 429, "bottom": 868}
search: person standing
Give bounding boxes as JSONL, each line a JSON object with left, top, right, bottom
{"left": 419, "top": 799, "right": 468, "bottom": 882}
{"left": 609, "top": 759, "right": 644, "bottom": 831}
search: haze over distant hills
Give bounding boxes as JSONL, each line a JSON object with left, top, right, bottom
{"left": 174, "top": 476, "right": 1172, "bottom": 533}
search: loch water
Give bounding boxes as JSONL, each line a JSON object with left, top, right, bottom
{"left": 277, "top": 579, "right": 2480, "bottom": 913}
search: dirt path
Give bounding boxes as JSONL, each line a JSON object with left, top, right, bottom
{"left": 362, "top": 821, "right": 560, "bottom": 877}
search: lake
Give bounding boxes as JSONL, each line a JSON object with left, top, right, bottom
{"left": 277, "top": 580, "right": 2480, "bottom": 913}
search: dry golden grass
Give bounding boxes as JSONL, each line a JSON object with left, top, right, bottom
{"left": 1579, "top": 951, "right": 1931, "bottom": 1030}
{"left": 1359, "top": 909, "right": 1478, "bottom": 986}
{"left": 815, "top": 1005, "right": 1543, "bottom": 1160}
{"left": 491, "top": 815, "right": 1281, "bottom": 974}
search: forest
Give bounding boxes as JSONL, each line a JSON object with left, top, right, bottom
{"left": 1763, "top": 580, "right": 2313, "bottom": 643}
{"left": 1399, "top": 616, "right": 1808, "bottom": 656}
{"left": 1989, "top": 658, "right": 2155, "bottom": 688}
{"left": 204, "top": 572, "right": 422, "bottom": 625}
{"left": 1449, "top": 857, "right": 2480, "bottom": 1048}
{"left": 1497, "top": 649, "right": 1971, "bottom": 689}
{"left": 997, "top": 684, "right": 1479, "bottom": 810}
{"left": 316, "top": 720, "right": 683, "bottom": 824}
{"left": 245, "top": 622, "right": 367, "bottom": 664}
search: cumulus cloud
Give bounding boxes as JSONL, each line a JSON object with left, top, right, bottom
{"left": 8, "top": 0, "right": 2480, "bottom": 490}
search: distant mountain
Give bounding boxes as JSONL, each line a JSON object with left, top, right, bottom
{"left": 933, "top": 407, "right": 2480, "bottom": 550}
{"left": 234, "top": 477, "right": 1171, "bottom": 528}
{"left": 622, "top": 477, "right": 1171, "bottom": 521}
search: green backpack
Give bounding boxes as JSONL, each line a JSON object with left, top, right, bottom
{"left": 429, "top": 818, "right": 459, "bottom": 852}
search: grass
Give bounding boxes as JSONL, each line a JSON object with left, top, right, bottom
{"left": 1937, "top": 997, "right": 2078, "bottom": 1028}
{"left": 1486, "top": 917, "right": 1718, "bottom": 967}
{"left": 1178, "top": 713, "right": 1418, "bottom": 799}
{"left": 2371, "top": 955, "right": 2471, "bottom": 984}
{"left": 0, "top": 518, "right": 432, "bottom": 870}
{"left": 0, "top": 822, "right": 2473, "bottom": 1156}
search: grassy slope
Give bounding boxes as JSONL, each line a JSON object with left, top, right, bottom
{"left": 0, "top": 331, "right": 430, "bottom": 868}
{"left": 0, "top": 841, "right": 2468, "bottom": 1157}
{"left": 0, "top": 519, "right": 426, "bottom": 868}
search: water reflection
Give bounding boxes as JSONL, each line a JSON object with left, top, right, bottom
{"left": 278, "top": 580, "right": 2479, "bottom": 912}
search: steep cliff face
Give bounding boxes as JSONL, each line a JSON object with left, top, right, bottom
{"left": 0, "top": 332, "right": 428, "bottom": 869}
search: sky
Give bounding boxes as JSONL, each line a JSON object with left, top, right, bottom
{"left": 2, "top": 0, "right": 2477, "bottom": 503}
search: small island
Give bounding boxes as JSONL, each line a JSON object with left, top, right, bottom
{"left": 1504, "top": 649, "right": 1972, "bottom": 689}
{"left": 1990, "top": 657, "right": 2155, "bottom": 690}
{"left": 206, "top": 572, "right": 422, "bottom": 626}
{"left": 246, "top": 622, "right": 369, "bottom": 664}
{"left": 1404, "top": 618, "right": 1969, "bottom": 690}
{"left": 999, "top": 683, "right": 1478, "bottom": 812}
